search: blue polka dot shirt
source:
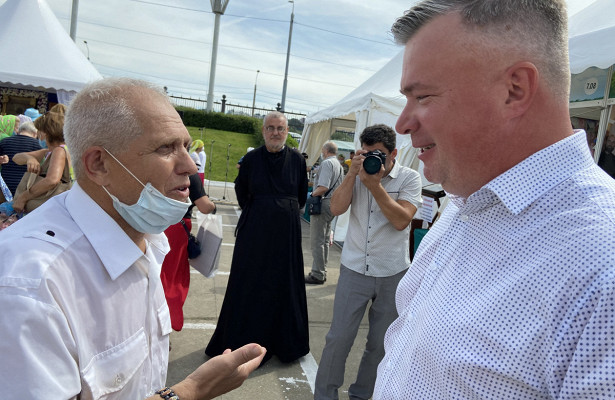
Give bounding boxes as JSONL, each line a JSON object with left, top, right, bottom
{"left": 374, "top": 131, "right": 615, "bottom": 399}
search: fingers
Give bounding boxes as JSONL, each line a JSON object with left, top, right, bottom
{"left": 229, "top": 343, "right": 267, "bottom": 374}
{"left": 12, "top": 200, "right": 24, "bottom": 213}
{"left": 238, "top": 346, "right": 267, "bottom": 375}
{"left": 27, "top": 161, "right": 40, "bottom": 174}
{"left": 233, "top": 343, "right": 266, "bottom": 365}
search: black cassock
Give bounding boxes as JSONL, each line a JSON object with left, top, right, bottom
{"left": 205, "top": 145, "right": 309, "bottom": 363}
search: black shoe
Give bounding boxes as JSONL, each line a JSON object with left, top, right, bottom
{"left": 305, "top": 274, "right": 325, "bottom": 285}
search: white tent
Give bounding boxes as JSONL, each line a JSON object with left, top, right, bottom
{"left": 298, "top": 50, "right": 420, "bottom": 171}
{"left": 567, "top": 0, "right": 615, "bottom": 161}
{"left": 568, "top": 0, "right": 615, "bottom": 73}
{"left": 0, "top": 0, "right": 102, "bottom": 110}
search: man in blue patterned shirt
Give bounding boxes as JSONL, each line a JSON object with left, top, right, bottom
{"left": 375, "top": 1, "right": 615, "bottom": 399}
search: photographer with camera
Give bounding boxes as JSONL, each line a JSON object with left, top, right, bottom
{"left": 313, "top": 124, "right": 422, "bottom": 400}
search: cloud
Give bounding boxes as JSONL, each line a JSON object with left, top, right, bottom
{"left": 11, "top": 0, "right": 588, "bottom": 116}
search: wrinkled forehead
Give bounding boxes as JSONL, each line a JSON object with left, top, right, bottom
{"left": 264, "top": 116, "right": 287, "bottom": 127}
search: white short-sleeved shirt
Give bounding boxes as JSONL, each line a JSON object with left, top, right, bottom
{"left": 0, "top": 183, "right": 172, "bottom": 399}
{"left": 341, "top": 161, "right": 423, "bottom": 277}
{"left": 375, "top": 131, "right": 615, "bottom": 399}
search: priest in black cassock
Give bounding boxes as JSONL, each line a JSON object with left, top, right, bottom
{"left": 205, "top": 111, "right": 309, "bottom": 365}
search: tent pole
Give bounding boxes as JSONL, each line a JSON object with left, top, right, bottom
{"left": 593, "top": 65, "right": 614, "bottom": 163}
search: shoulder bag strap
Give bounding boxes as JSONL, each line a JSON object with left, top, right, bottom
{"left": 180, "top": 219, "right": 191, "bottom": 237}
{"left": 324, "top": 162, "right": 343, "bottom": 198}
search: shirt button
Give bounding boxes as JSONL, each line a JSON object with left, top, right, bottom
{"left": 429, "top": 263, "right": 438, "bottom": 271}
{"left": 114, "top": 373, "right": 124, "bottom": 386}
{"left": 460, "top": 214, "right": 469, "bottom": 222}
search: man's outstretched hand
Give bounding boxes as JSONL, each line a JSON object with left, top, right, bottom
{"left": 170, "top": 343, "right": 266, "bottom": 400}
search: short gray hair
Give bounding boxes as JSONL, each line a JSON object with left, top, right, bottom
{"left": 17, "top": 121, "right": 37, "bottom": 136}
{"left": 263, "top": 111, "right": 287, "bottom": 127}
{"left": 322, "top": 141, "right": 338, "bottom": 155}
{"left": 64, "top": 77, "right": 168, "bottom": 179}
{"left": 391, "top": 0, "right": 570, "bottom": 98}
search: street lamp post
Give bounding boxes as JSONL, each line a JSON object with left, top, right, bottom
{"left": 281, "top": 0, "right": 294, "bottom": 113}
{"left": 83, "top": 40, "right": 90, "bottom": 60}
{"left": 207, "top": 0, "right": 231, "bottom": 112}
{"left": 251, "top": 70, "right": 260, "bottom": 117}
{"left": 69, "top": 0, "right": 79, "bottom": 41}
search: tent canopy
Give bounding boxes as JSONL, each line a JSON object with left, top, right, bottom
{"left": 0, "top": 0, "right": 102, "bottom": 94}
{"left": 568, "top": 0, "right": 615, "bottom": 74}
{"left": 299, "top": 50, "right": 415, "bottom": 170}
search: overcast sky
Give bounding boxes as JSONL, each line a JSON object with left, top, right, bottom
{"left": 36, "top": 0, "right": 416, "bottom": 115}
{"left": 7, "top": 0, "right": 597, "bottom": 116}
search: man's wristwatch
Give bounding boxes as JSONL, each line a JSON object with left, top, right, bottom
{"left": 155, "top": 387, "right": 180, "bottom": 400}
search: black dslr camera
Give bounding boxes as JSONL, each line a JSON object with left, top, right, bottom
{"left": 363, "top": 150, "right": 387, "bottom": 174}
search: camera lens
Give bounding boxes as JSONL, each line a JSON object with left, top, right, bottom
{"left": 363, "top": 155, "right": 382, "bottom": 174}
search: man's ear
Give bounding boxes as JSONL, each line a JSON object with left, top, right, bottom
{"left": 390, "top": 148, "right": 398, "bottom": 159}
{"left": 504, "top": 61, "right": 539, "bottom": 118}
{"left": 82, "top": 146, "right": 111, "bottom": 185}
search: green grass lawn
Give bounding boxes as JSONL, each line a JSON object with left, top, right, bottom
{"left": 188, "top": 127, "right": 258, "bottom": 183}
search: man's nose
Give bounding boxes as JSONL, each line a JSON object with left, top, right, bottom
{"left": 396, "top": 102, "right": 418, "bottom": 135}
{"left": 179, "top": 148, "right": 198, "bottom": 175}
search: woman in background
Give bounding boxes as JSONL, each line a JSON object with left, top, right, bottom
{"left": 189, "top": 139, "right": 206, "bottom": 182}
{"left": 12, "top": 112, "right": 72, "bottom": 213}
{"left": 0, "top": 115, "right": 19, "bottom": 140}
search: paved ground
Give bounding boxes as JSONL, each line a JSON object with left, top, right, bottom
{"left": 166, "top": 181, "right": 370, "bottom": 399}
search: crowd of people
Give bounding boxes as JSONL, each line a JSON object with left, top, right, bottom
{"left": 0, "top": 105, "right": 73, "bottom": 229}
{"left": 2, "top": 0, "right": 615, "bottom": 398}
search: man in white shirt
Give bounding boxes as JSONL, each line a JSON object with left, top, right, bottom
{"left": 374, "top": 1, "right": 615, "bottom": 399}
{"left": 314, "top": 124, "right": 422, "bottom": 399}
{"left": 0, "top": 78, "right": 265, "bottom": 399}
{"left": 306, "top": 141, "right": 344, "bottom": 284}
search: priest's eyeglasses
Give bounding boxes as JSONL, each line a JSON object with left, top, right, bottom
{"left": 266, "top": 126, "right": 286, "bottom": 133}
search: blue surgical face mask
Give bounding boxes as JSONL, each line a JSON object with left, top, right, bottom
{"left": 38, "top": 139, "right": 47, "bottom": 148}
{"left": 102, "top": 149, "right": 190, "bottom": 234}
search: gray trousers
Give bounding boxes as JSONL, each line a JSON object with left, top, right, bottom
{"left": 309, "top": 197, "right": 334, "bottom": 280}
{"left": 314, "top": 265, "right": 406, "bottom": 400}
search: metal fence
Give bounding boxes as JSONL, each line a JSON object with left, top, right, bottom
{"left": 169, "top": 94, "right": 306, "bottom": 122}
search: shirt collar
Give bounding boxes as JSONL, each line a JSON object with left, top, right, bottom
{"left": 385, "top": 159, "right": 400, "bottom": 180}
{"left": 450, "top": 130, "right": 594, "bottom": 214}
{"left": 65, "top": 183, "right": 170, "bottom": 280}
